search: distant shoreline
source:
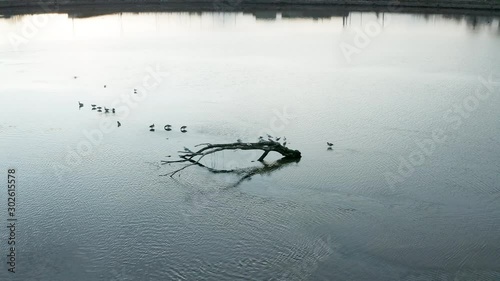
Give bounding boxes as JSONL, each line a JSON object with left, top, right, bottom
{"left": 1, "top": 0, "right": 500, "bottom": 18}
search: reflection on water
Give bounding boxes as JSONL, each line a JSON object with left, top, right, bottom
{"left": 0, "top": 9, "right": 500, "bottom": 281}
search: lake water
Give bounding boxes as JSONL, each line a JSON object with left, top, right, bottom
{"left": 0, "top": 9, "right": 499, "bottom": 281}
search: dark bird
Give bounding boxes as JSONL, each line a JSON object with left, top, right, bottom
{"left": 104, "top": 85, "right": 107, "bottom": 88}
{"left": 164, "top": 124, "right": 172, "bottom": 131}
{"left": 74, "top": 76, "right": 78, "bottom": 79}
{"left": 149, "top": 124, "right": 155, "bottom": 129}
{"left": 104, "top": 107, "right": 109, "bottom": 113}
{"left": 180, "top": 126, "right": 187, "bottom": 133}
{"left": 92, "top": 107, "right": 96, "bottom": 110}
{"left": 78, "top": 101, "right": 83, "bottom": 107}
{"left": 91, "top": 104, "right": 96, "bottom": 107}
{"left": 327, "top": 142, "right": 334, "bottom": 147}
{"left": 117, "top": 121, "right": 121, "bottom": 127}
{"left": 150, "top": 128, "right": 155, "bottom": 132}
{"left": 97, "top": 106, "right": 102, "bottom": 110}
{"left": 276, "top": 137, "right": 281, "bottom": 141}
{"left": 283, "top": 141, "right": 287, "bottom": 146}
{"left": 112, "top": 108, "right": 115, "bottom": 113}
{"left": 97, "top": 109, "right": 102, "bottom": 112}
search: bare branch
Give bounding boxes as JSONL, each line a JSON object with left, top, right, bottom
{"left": 161, "top": 141, "right": 301, "bottom": 177}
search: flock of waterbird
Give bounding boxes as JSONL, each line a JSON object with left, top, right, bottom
{"left": 77, "top": 101, "right": 188, "bottom": 132}
{"left": 255, "top": 134, "right": 334, "bottom": 149}
{"left": 77, "top": 81, "right": 333, "bottom": 147}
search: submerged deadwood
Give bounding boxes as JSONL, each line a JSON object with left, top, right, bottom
{"left": 161, "top": 141, "right": 301, "bottom": 177}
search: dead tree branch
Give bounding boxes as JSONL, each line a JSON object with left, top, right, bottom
{"left": 161, "top": 141, "right": 301, "bottom": 178}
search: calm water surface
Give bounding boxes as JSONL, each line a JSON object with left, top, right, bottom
{"left": 0, "top": 10, "right": 499, "bottom": 281}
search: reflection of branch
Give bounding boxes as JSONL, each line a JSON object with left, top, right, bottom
{"left": 161, "top": 141, "right": 301, "bottom": 178}
{"left": 230, "top": 157, "right": 300, "bottom": 187}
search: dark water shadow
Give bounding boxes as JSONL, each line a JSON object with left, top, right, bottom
{"left": 1, "top": 2, "right": 500, "bottom": 23}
